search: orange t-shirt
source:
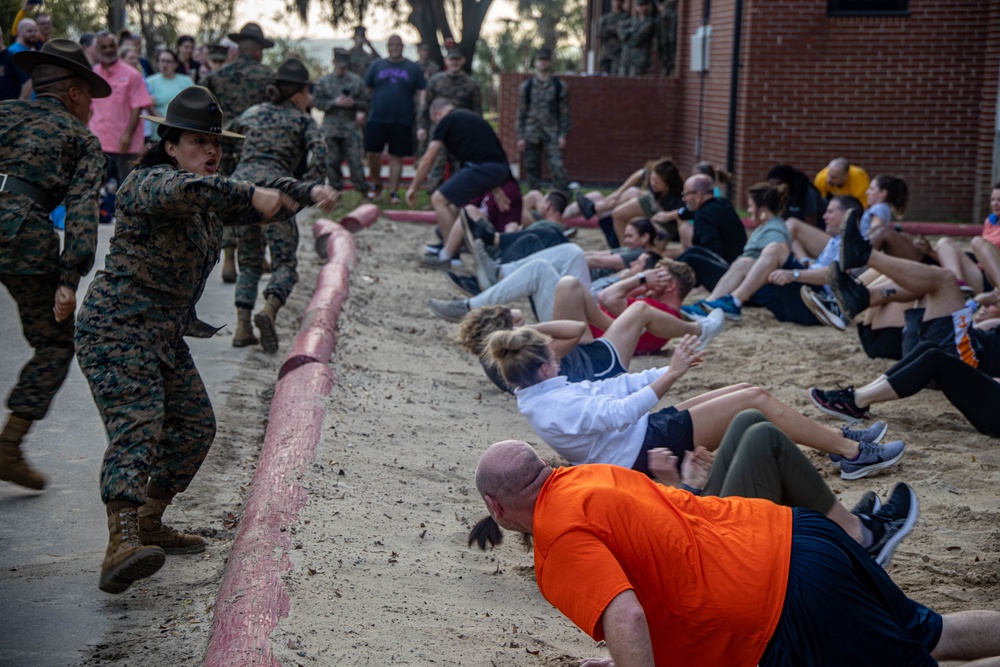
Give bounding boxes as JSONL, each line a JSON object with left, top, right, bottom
{"left": 532, "top": 465, "right": 792, "bottom": 667}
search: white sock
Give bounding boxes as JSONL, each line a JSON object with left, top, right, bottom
{"left": 730, "top": 295, "right": 742, "bottom": 308}
{"left": 439, "top": 249, "right": 453, "bottom": 261}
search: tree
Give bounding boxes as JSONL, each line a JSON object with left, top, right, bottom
{"left": 1, "top": 0, "right": 105, "bottom": 41}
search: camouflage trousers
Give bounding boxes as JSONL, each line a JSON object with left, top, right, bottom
{"left": 235, "top": 218, "right": 299, "bottom": 311}
{"left": 325, "top": 131, "right": 367, "bottom": 192}
{"left": 0, "top": 273, "right": 75, "bottom": 421}
{"left": 76, "top": 337, "right": 216, "bottom": 505}
{"left": 425, "top": 149, "right": 462, "bottom": 194}
{"left": 523, "top": 140, "right": 569, "bottom": 192}
{"left": 220, "top": 140, "right": 241, "bottom": 250}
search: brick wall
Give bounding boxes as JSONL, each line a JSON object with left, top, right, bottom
{"left": 498, "top": 72, "right": 680, "bottom": 184}
{"left": 496, "top": 1, "right": 1000, "bottom": 221}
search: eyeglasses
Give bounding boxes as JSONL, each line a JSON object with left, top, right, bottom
{"left": 680, "top": 191, "right": 696, "bottom": 197}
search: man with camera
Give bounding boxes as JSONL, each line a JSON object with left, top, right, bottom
{"left": 314, "top": 48, "right": 368, "bottom": 194}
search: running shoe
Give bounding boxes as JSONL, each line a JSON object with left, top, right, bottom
{"left": 841, "top": 420, "right": 888, "bottom": 444}
{"left": 460, "top": 208, "right": 496, "bottom": 252}
{"left": 702, "top": 294, "right": 741, "bottom": 322}
{"left": 826, "top": 261, "right": 871, "bottom": 320}
{"left": 860, "top": 482, "right": 919, "bottom": 567}
{"left": 576, "top": 190, "right": 597, "bottom": 219}
{"left": 694, "top": 308, "right": 725, "bottom": 351}
{"left": 851, "top": 490, "right": 882, "bottom": 516}
{"left": 681, "top": 303, "right": 707, "bottom": 321}
{"left": 800, "top": 285, "right": 847, "bottom": 331}
{"left": 447, "top": 271, "right": 481, "bottom": 297}
{"left": 840, "top": 208, "right": 872, "bottom": 270}
{"left": 429, "top": 298, "right": 471, "bottom": 322}
{"left": 839, "top": 440, "right": 905, "bottom": 480}
{"left": 808, "top": 386, "right": 870, "bottom": 421}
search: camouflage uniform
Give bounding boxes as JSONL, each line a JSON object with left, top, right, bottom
{"left": 516, "top": 75, "right": 571, "bottom": 191}
{"left": 348, "top": 46, "right": 376, "bottom": 78}
{"left": 230, "top": 101, "right": 328, "bottom": 312}
{"left": 0, "top": 96, "right": 105, "bottom": 422}
{"left": 314, "top": 69, "right": 368, "bottom": 192}
{"left": 414, "top": 58, "right": 440, "bottom": 159}
{"left": 419, "top": 70, "right": 482, "bottom": 191}
{"left": 203, "top": 55, "right": 275, "bottom": 250}
{"left": 75, "top": 166, "right": 316, "bottom": 504}
{"left": 599, "top": 9, "right": 629, "bottom": 74}
{"left": 618, "top": 14, "right": 654, "bottom": 76}
{"left": 655, "top": 0, "right": 679, "bottom": 76}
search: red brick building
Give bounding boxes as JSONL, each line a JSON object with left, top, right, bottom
{"left": 498, "top": 0, "right": 1000, "bottom": 222}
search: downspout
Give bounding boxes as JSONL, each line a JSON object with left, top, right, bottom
{"left": 725, "top": 0, "right": 744, "bottom": 198}
{"left": 694, "top": 0, "right": 710, "bottom": 160}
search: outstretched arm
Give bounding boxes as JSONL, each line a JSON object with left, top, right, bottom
{"left": 596, "top": 590, "right": 655, "bottom": 667}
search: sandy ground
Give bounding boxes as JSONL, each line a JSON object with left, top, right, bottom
{"left": 84, "top": 218, "right": 1000, "bottom": 666}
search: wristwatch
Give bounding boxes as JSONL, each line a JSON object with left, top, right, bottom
{"left": 638, "top": 272, "right": 647, "bottom": 285}
{"left": 792, "top": 269, "right": 801, "bottom": 280}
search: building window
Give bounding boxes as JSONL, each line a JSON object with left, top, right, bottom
{"left": 828, "top": 0, "right": 909, "bottom": 16}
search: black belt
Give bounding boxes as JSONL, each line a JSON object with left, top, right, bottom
{"left": 0, "top": 174, "right": 56, "bottom": 211}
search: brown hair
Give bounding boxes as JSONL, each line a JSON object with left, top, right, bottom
{"left": 746, "top": 182, "right": 788, "bottom": 219}
{"left": 456, "top": 306, "right": 514, "bottom": 355}
{"left": 483, "top": 327, "right": 552, "bottom": 389}
{"left": 658, "top": 258, "right": 695, "bottom": 299}
{"left": 871, "top": 174, "right": 909, "bottom": 219}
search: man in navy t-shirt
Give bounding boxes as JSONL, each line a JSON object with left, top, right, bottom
{"left": 0, "top": 24, "right": 30, "bottom": 101}
{"left": 407, "top": 98, "right": 514, "bottom": 260}
{"left": 364, "top": 34, "right": 426, "bottom": 204}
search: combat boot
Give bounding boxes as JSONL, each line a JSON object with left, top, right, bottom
{"left": 253, "top": 294, "right": 283, "bottom": 354}
{"left": 0, "top": 415, "right": 45, "bottom": 490}
{"left": 138, "top": 496, "right": 207, "bottom": 554}
{"left": 221, "top": 247, "right": 237, "bottom": 283}
{"left": 99, "top": 503, "right": 166, "bottom": 594}
{"left": 232, "top": 308, "right": 258, "bottom": 347}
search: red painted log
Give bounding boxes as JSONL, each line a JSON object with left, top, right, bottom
{"left": 340, "top": 203, "right": 381, "bottom": 232}
{"left": 381, "top": 209, "right": 437, "bottom": 224}
{"left": 204, "top": 362, "right": 334, "bottom": 667}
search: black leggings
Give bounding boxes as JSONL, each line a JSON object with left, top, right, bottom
{"left": 885, "top": 342, "right": 1000, "bottom": 437}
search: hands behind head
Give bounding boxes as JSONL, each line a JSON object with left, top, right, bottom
{"left": 310, "top": 184, "right": 340, "bottom": 212}
{"left": 644, "top": 267, "right": 671, "bottom": 289}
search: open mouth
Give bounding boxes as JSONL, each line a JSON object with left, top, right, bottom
{"left": 204, "top": 160, "right": 217, "bottom": 174}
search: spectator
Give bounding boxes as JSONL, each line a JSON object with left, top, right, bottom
{"left": 416, "top": 41, "right": 440, "bottom": 81}
{"left": 119, "top": 32, "right": 153, "bottom": 77}
{"left": 348, "top": 25, "right": 379, "bottom": 77}
{"left": 7, "top": 18, "right": 38, "bottom": 56}
{"left": 144, "top": 48, "right": 194, "bottom": 145}
{"left": 618, "top": 0, "right": 654, "bottom": 75}
{"left": 34, "top": 12, "right": 50, "bottom": 45}
{"left": 203, "top": 43, "right": 228, "bottom": 74}
{"left": 79, "top": 33, "right": 99, "bottom": 65}
{"left": 0, "top": 22, "right": 30, "bottom": 100}
{"left": 366, "top": 34, "right": 426, "bottom": 203}
{"left": 767, "top": 164, "right": 827, "bottom": 228}
{"left": 314, "top": 48, "right": 368, "bottom": 194}
{"left": 119, "top": 45, "right": 141, "bottom": 72}
{"left": 814, "top": 156, "right": 871, "bottom": 208}
{"left": 598, "top": 0, "right": 629, "bottom": 74}
{"left": 90, "top": 31, "right": 153, "bottom": 187}
{"left": 516, "top": 47, "right": 570, "bottom": 192}
{"left": 175, "top": 35, "right": 200, "bottom": 83}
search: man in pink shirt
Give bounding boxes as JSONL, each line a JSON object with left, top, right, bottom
{"left": 89, "top": 31, "right": 151, "bottom": 186}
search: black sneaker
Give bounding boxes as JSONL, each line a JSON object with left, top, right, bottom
{"left": 840, "top": 208, "right": 872, "bottom": 270}
{"left": 808, "top": 386, "right": 870, "bottom": 421}
{"left": 460, "top": 208, "right": 496, "bottom": 252}
{"left": 800, "top": 285, "right": 846, "bottom": 331}
{"left": 576, "top": 190, "right": 597, "bottom": 219}
{"left": 861, "top": 482, "right": 918, "bottom": 567}
{"left": 826, "top": 261, "right": 871, "bottom": 319}
{"left": 851, "top": 490, "right": 882, "bottom": 516}
{"left": 447, "top": 271, "right": 481, "bottom": 297}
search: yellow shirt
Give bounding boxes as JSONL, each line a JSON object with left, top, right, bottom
{"left": 814, "top": 164, "right": 870, "bottom": 208}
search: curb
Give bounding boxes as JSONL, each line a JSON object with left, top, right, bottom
{"left": 204, "top": 214, "right": 373, "bottom": 666}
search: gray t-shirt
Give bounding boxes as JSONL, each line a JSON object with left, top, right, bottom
{"left": 741, "top": 216, "right": 791, "bottom": 258}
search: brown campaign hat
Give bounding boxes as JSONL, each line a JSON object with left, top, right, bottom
{"left": 141, "top": 86, "right": 244, "bottom": 139}
{"left": 275, "top": 58, "right": 311, "bottom": 85}
{"left": 227, "top": 22, "right": 275, "bottom": 48}
{"left": 13, "top": 38, "right": 112, "bottom": 98}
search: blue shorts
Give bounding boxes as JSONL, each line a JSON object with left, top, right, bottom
{"left": 760, "top": 509, "right": 942, "bottom": 666}
{"left": 437, "top": 161, "right": 512, "bottom": 207}
{"left": 631, "top": 406, "right": 694, "bottom": 475}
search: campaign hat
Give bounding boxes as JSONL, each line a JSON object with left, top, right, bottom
{"left": 141, "top": 86, "right": 244, "bottom": 139}
{"left": 13, "top": 38, "right": 112, "bottom": 98}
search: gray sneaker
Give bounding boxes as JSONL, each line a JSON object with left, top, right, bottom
{"left": 841, "top": 421, "right": 888, "bottom": 445}
{"left": 472, "top": 239, "right": 500, "bottom": 289}
{"left": 429, "top": 298, "right": 471, "bottom": 323}
{"left": 861, "top": 482, "right": 918, "bottom": 568}
{"left": 839, "top": 440, "right": 905, "bottom": 480}
{"left": 694, "top": 308, "right": 725, "bottom": 351}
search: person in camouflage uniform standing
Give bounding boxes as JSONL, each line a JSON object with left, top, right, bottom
{"left": 75, "top": 86, "right": 338, "bottom": 594}
{"left": 414, "top": 42, "right": 441, "bottom": 160}
{"left": 348, "top": 26, "right": 379, "bottom": 78}
{"left": 0, "top": 40, "right": 109, "bottom": 491}
{"left": 655, "top": 0, "right": 678, "bottom": 76}
{"left": 598, "top": 0, "right": 630, "bottom": 75}
{"left": 314, "top": 48, "right": 367, "bottom": 194}
{"left": 417, "top": 44, "right": 482, "bottom": 193}
{"left": 516, "top": 47, "right": 571, "bottom": 192}
{"left": 618, "top": 0, "right": 654, "bottom": 76}
{"left": 230, "top": 59, "right": 329, "bottom": 353}
{"left": 203, "top": 22, "right": 275, "bottom": 284}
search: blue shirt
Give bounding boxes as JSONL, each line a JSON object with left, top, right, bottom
{"left": 0, "top": 48, "right": 28, "bottom": 101}
{"left": 364, "top": 58, "right": 426, "bottom": 126}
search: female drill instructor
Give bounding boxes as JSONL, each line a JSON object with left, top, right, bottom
{"left": 75, "top": 86, "right": 339, "bottom": 595}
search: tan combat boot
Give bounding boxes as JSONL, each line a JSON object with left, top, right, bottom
{"left": 253, "top": 294, "right": 283, "bottom": 354}
{"left": 0, "top": 415, "right": 45, "bottom": 490}
{"left": 232, "top": 308, "right": 259, "bottom": 347}
{"left": 138, "top": 496, "right": 207, "bottom": 554}
{"left": 221, "top": 247, "right": 237, "bottom": 283}
{"left": 99, "top": 503, "right": 166, "bottom": 594}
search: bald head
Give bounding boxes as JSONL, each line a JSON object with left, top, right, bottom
{"left": 681, "top": 173, "right": 715, "bottom": 212}
{"left": 827, "top": 157, "right": 850, "bottom": 187}
{"left": 476, "top": 440, "right": 547, "bottom": 502}
{"left": 17, "top": 19, "right": 38, "bottom": 47}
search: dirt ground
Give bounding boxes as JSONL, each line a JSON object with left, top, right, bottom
{"left": 85, "top": 217, "right": 1000, "bottom": 666}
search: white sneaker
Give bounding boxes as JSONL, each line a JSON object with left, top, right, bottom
{"left": 695, "top": 308, "right": 725, "bottom": 351}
